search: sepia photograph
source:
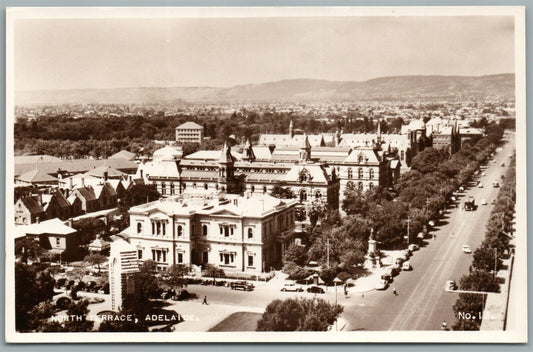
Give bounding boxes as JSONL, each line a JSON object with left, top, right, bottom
{"left": 4, "top": 6, "right": 527, "bottom": 343}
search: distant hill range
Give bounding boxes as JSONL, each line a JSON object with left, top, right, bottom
{"left": 16, "top": 73, "right": 514, "bottom": 105}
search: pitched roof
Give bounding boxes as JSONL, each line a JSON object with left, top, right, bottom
{"left": 74, "top": 186, "right": 97, "bottom": 202}
{"left": 22, "top": 218, "right": 77, "bottom": 236}
{"left": 15, "top": 158, "right": 138, "bottom": 177}
{"left": 86, "top": 165, "right": 125, "bottom": 178}
{"left": 18, "top": 169, "right": 58, "bottom": 183}
{"left": 109, "top": 150, "right": 136, "bottom": 161}
{"left": 17, "top": 196, "right": 45, "bottom": 215}
{"left": 176, "top": 121, "right": 203, "bottom": 130}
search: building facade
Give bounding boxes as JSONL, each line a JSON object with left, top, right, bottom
{"left": 175, "top": 121, "right": 204, "bottom": 144}
{"left": 109, "top": 239, "right": 141, "bottom": 312}
{"left": 121, "top": 194, "right": 298, "bottom": 273}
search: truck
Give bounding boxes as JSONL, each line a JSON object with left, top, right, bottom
{"left": 463, "top": 197, "right": 477, "bottom": 211}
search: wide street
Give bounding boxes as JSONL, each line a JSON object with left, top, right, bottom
{"left": 164, "top": 132, "right": 516, "bottom": 332}
{"left": 342, "top": 131, "right": 515, "bottom": 331}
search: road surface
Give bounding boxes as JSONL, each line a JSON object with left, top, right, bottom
{"left": 342, "top": 131, "right": 515, "bottom": 331}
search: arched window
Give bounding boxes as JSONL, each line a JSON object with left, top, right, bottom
{"left": 369, "top": 169, "right": 375, "bottom": 179}
{"left": 358, "top": 182, "right": 364, "bottom": 191}
{"left": 263, "top": 186, "right": 267, "bottom": 193}
{"left": 401, "top": 150, "right": 405, "bottom": 161}
{"left": 369, "top": 182, "right": 374, "bottom": 190}
{"left": 193, "top": 183, "right": 197, "bottom": 189}
{"left": 137, "top": 223, "right": 142, "bottom": 234}
{"left": 202, "top": 225, "right": 208, "bottom": 236}
{"left": 358, "top": 168, "right": 364, "bottom": 179}
{"left": 161, "top": 183, "right": 166, "bottom": 195}
{"left": 299, "top": 189, "right": 307, "bottom": 202}
{"left": 204, "top": 183, "right": 208, "bottom": 190}
{"left": 170, "top": 183, "right": 175, "bottom": 194}
{"left": 177, "top": 225, "right": 183, "bottom": 237}
{"left": 248, "top": 228, "right": 253, "bottom": 239}
{"left": 156, "top": 222, "right": 161, "bottom": 235}
{"left": 251, "top": 185, "right": 255, "bottom": 192}
{"left": 315, "top": 190, "right": 322, "bottom": 199}
{"left": 358, "top": 155, "right": 364, "bottom": 163}
{"left": 347, "top": 168, "right": 353, "bottom": 179}
{"left": 183, "top": 183, "right": 187, "bottom": 190}
{"left": 300, "top": 174, "right": 307, "bottom": 182}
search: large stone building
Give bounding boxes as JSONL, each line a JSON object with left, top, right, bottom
{"left": 121, "top": 194, "right": 298, "bottom": 273}
{"left": 138, "top": 136, "right": 341, "bottom": 211}
{"left": 175, "top": 121, "right": 204, "bottom": 144}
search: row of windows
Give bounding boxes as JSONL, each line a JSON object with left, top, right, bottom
{"left": 346, "top": 168, "right": 375, "bottom": 180}
{"left": 298, "top": 189, "right": 322, "bottom": 202}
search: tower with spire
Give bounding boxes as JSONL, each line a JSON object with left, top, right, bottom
{"left": 218, "top": 142, "right": 236, "bottom": 192}
{"left": 299, "top": 134, "right": 311, "bottom": 163}
{"left": 241, "top": 138, "right": 256, "bottom": 162}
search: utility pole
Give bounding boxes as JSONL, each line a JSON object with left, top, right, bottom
{"left": 326, "top": 238, "right": 330, "bottom": 268}
{"left": 406, "top": 217, "right": 411, "bottom": 246}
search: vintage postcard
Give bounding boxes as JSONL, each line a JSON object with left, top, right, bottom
{"left": 4, "top": 6, "right": 527, "bottom": 343}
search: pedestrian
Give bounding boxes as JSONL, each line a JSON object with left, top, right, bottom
{"left": 361, "top": 293, "right": 364, "bottom": 299}
{"left": 393, "top": 287, "right": 397, "bottom": 296}
{"left": 202, "top": 295, "right": 208, "bottom": 305}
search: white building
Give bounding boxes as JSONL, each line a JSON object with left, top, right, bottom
{"left": 109, "top": 239, "right": 140, "bottom": 312}
{"left": 175, "top": 121, "right": 204, "bottom": 144}
{"left": 121, "top": 194, "right": 298, "bottom": 273}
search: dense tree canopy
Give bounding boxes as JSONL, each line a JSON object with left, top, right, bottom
{"left": 257, "top": 298, "right": 343, "bottom": 331}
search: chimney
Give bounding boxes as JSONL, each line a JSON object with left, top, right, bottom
{"left": 104, "top": 171, "right": 109, "bottom": 181}
{"left": 36, "top": 216, "right": 40, "bottom": 224}
{"left": 140, "top": 169, "right": 143, "bottom": 178}
{"left": 69, "top": 177, "right": 73, "bottom": 190}
{"left": 81, "top": 177, "right": 85, "bottom": 187}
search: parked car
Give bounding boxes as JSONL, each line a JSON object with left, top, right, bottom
{"left": 381, "top": 270, "right": 393, "bottom": 283}
{"left": 230, "top": 281, "right": 254, "bottom": 291}
{"left": 281, "top": 283, "right": 304, "bottom": 292}
{"left": 408, "top": 244, "right": 419, "bottom": 251}
{"left": 501, "top": 162, "right": 505, "bottom": 167}
{"left": 481, "top": 199, "right": 488, "bottom": 205}
{"left": 446, "top": 280, "right": 457, "bottom": 291}
{"left": 376, "top": 279, "right": 389, "bottom": 290}
{"left": 491, "top": 199, "right": 497, "bottom": 204}
{"left": 462, "top": 245, "right": 472, "bottom": 254}
{"left": 307, "top": 285, "right": 325, "bottom": 294}
{"left": 493, "top": 182, "right": 500, "bottom": 188}
{"left": 402, "top": 261, "right": 412, "bottom": 271}
{"left": 478, "top": 183, "right": 484, "bottom": 188}
{"left": 395, "top": 257, "right": 404, "bottom": 265}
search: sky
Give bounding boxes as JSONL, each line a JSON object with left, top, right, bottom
{"left": 13, "top": 15, "right": 515, "bottom": 91}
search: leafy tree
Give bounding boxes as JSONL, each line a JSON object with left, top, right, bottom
{"left": 165, "top": 264, "right": 189, "bottom": 291}
{"left": 203, "top": 264, "right": 225, "bottom": 284}
{"left": 15, "top": 263, "right": 56, "bottom": 331}
{"left": 63, "top": 299, "right": 94, "bottom": 332}
{"left": 283, "top": 243, "right": 308, "bottom": 266}
{"left": 84, "top": 253, "right": 107, "bottom": 274}
{"left": 257, "top": 298, "right": 343, "bottom": 331}
{"left": 138, "top": 260, "right": 161, "bottom": 301}
{"left": 15, "top": 237, "right": 46, "bottom": 263}
{"left": 319, "top": 267, "right": 338, "bottom": 286}
{"left": 472, "top": 245, "right": 502, "bottom": 273}
{"left": 459, "top": 270, "right": 500, "bottom": 293}
{"left": 120, "top": 184, "right": 161, "bottom": 209}
{"left": 342, "top": 181, "right": 369, "bottom": 216}
{"left": 270, "top": 182, "right": 296, "bottom": 199}
{"left": 452, "top": 293, "right": 485, "bottom": 331}
{"left": 72, "top": 217, "right": 107, "bottom": 245}
{"left": 409, "top": 147, "right": 449, "bottom": 175}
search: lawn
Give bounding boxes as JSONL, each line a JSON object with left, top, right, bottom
{"left": 208, "top": 312, "right": 262, "bottom": 332}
